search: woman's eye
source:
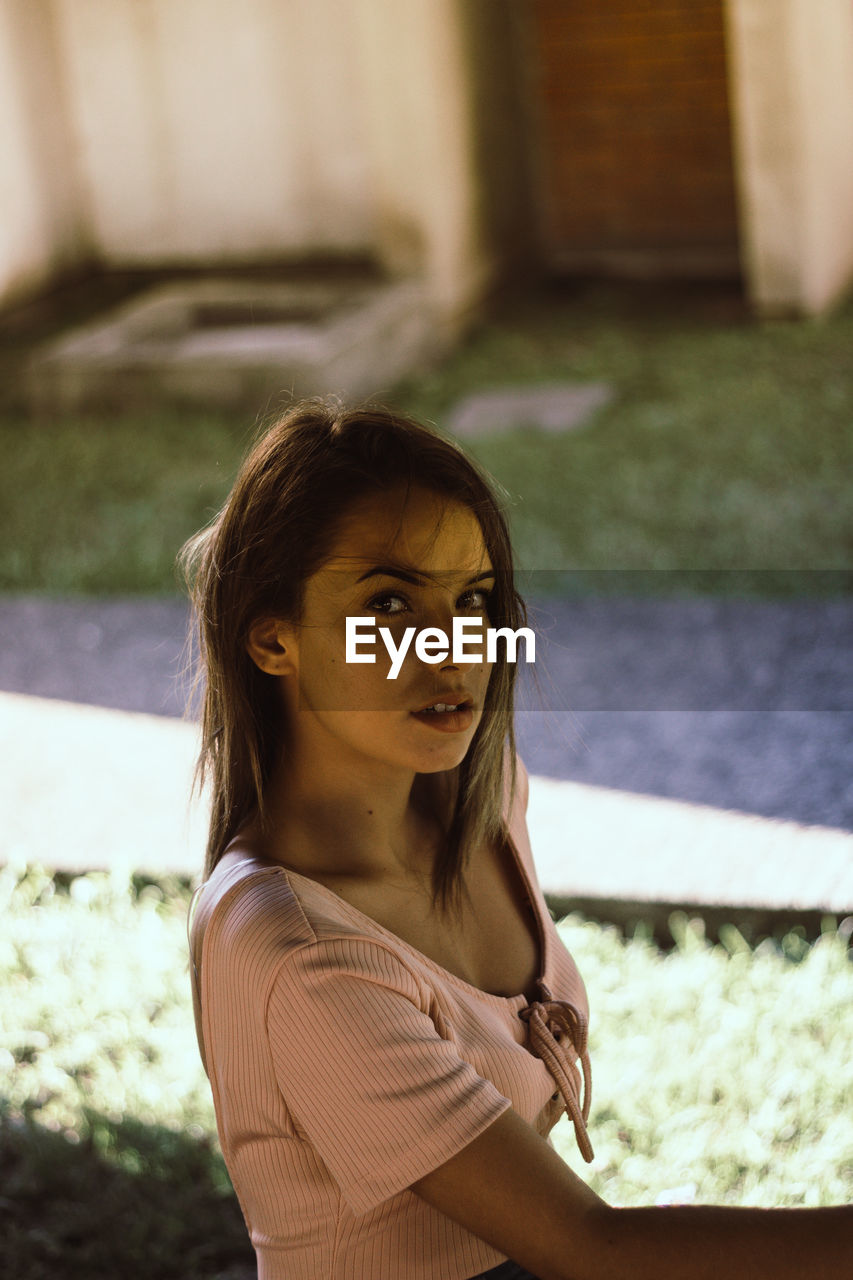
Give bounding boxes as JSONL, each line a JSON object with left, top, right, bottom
{"left": 457, "top": 588, "right": 491, "bottom": 611}
{"left": 367, "top": 592, "right": 409, "bottom": 615}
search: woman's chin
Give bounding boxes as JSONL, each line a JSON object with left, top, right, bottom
{"left": 404, "top": 730, "right": 476, "bottom": 773}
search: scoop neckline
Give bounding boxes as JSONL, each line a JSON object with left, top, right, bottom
{"left": 266, "top": 818, "right": 550, "bottom": 1007}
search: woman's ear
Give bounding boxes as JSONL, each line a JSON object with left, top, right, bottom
{"left": 246, "top": 617, "right": 298, "bottom": 677}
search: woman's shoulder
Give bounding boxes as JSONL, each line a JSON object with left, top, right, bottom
{"left": 192, "top": 852, "right": 432, "bottom": 1027}
{"left": 191, "top": 848, "right": 399, "bottom": 975}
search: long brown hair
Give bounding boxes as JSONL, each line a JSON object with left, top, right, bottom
{"left": 180, "top": 399, "right": 527, "bottom": 908}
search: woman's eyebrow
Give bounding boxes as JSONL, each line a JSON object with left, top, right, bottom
{"left": 355, "top": 566, "right": 496, "bottom": 586}
{"left": 356, "top": 565, "right": 426, "bottom": 586}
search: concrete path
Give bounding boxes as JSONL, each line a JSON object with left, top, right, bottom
{"left": 1, "top": 595, "right": 851, "bottom": 922}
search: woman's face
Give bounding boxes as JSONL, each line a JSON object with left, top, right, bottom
{"left": 270, "top": 486, "right": 495, "bottom": 777}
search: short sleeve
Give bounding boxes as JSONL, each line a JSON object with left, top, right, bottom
{"left": 266, "top": 935, "right": 511, "bottom": 1213}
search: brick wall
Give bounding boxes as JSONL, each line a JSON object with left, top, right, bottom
{"left": 527, "top": 0, "right": 740, "bottom": 270}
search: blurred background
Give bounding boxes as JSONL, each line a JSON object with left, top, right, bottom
{"left": 4, "top": 0, "right": 853, "bottom": 333}
{"left": 1, "top": 2, "right": 852, "bottom": 1277}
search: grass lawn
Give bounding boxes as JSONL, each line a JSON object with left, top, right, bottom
{"left": 1, "top": 862, "right": 850, "bottom": 1277}
{"left": 2, "top": 281, "right": 852, "bottom": 595}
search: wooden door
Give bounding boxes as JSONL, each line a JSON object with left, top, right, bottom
{"left": 526, "top": 0, "right": 741, "bottom": 277}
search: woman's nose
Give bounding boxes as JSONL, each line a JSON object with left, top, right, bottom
{"left": 433, "top": 614, "right": 487, "bottom": 674}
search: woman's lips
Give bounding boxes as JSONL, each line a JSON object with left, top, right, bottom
{"left": 410, "top": 704, "right": 475, "bottom": 733}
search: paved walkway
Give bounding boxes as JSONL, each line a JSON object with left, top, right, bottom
{"left": 1, "top": 595, "right": 851, "bottom": 922}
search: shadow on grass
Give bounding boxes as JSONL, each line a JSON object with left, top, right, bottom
{"left": 0, "top": 1108, "right": 255, "bottom": 1280}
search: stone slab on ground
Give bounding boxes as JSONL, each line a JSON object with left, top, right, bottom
{"left": 24, "top": 275, "right": 435, "bottom": 413}
{"left": 2, "top": 691, "right": 851, "bottom": 918}
{"left": 447, "top": 382, "right": 614, "bottom": 438}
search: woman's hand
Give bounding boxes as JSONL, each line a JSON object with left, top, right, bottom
{"left": 411, "top": 1107, "right": 853, "bottom": 1280}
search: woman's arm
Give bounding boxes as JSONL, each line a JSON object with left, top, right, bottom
{"left": 411, "top": 1107, "right": 853, "bottom": 1280}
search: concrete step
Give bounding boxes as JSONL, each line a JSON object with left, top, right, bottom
{"left": 24, "top": 274, "right": 436, "bottom": 413}
{"left": 2, "top": 692, "right": 850, "bottom": 930}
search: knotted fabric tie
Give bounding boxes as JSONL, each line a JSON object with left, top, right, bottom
{"left": 519, "top": 982, "right": 594, "bottom": 1163}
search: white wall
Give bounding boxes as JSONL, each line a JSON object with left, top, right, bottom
{"left": 0, "top": 0, "right": 525, "bottom": 325}
{"left": 0, "top": 0, "right": 88, "bottom": 306}
{"left": 52, "top": 0, "right": 376, "bottom": 264}
{"left": 2, "top": 0, "right": 494, "bottom": 325}
{"left": 726, "top": 0, "right": 853, "bottom": 314}
{"left": 794, "top": 0, "right": 853, "bottom": 313}
{"left": 351, "top": 0, "right": 498, "bottom": 325}
{"left": 0, "top": 0, "right": 490, "bottom": 324}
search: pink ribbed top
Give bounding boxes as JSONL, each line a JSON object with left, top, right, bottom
{"left": 190, "top": 762, "right": 592, "bottom": 1280}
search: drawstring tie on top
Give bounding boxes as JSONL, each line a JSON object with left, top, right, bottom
{"left": 519, "top": 981, "right": 594, "bottom": 1163}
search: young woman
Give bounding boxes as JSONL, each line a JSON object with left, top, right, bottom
{"left": 186, "top": 401, "right": 851, "bottom": 1280}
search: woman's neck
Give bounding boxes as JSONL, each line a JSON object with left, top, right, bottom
{"left": 251, "top": 745, "right": 449, "bottom": 885}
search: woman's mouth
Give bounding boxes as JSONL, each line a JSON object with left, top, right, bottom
{"left": 411, "top": 700, "right": 475, "bottom": 733}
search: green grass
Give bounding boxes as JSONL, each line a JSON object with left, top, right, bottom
{"left": 554, "top": 912, "right": 853, "bottom": 1208}
{"left": 0, "top": 863, "right": 254, "bottom": 1279}
{"left": 394, "top": 284, "right": 853, "bottom": 582}
{"left": 2, "top": 281, "right": 853, "bottom": 594}
{"left": 0, "top": 409, "right": 253, "bottom": 595}
{"left": 1, "top": 861, "right": 850, "bottom": 1276}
